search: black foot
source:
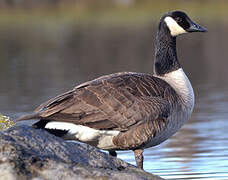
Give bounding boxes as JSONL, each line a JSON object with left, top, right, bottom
{"left": 109, "top": 150, "right": 117, "bottom": 157}
{"left": 133, "top": 149, "right": 144, "bottom": 169}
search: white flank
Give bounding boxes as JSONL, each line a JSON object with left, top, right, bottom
{"left": 164, "top": 17, "right": 187, "bottom": 36}
{"left": 45, "top": 122, "right": 120, "bottom": 149}
{"left": 158, "top": 68, "right": 194, "bottom": 112}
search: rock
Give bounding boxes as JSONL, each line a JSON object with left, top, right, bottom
{"left": 0, "top": 125, "right": 163, "bottom": 180}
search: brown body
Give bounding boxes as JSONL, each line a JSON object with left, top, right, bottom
{"left": 18, "top": 72, "right": 180, "bottom": 150}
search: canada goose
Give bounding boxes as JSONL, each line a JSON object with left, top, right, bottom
{"left": 16, "top": 11, "right": 207, "bottom": 169}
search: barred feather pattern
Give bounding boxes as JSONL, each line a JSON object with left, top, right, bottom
{"left": 19, "top": 72, "right": 182, "bottom": 150}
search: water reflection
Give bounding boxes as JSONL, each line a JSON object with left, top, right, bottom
{"left": 0, "top": 20, "right": 228, "bottom": 179}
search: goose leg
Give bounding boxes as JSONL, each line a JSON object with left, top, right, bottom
{"left": 133, "top": 149, "right": 144, "bottom": 169}
{"left": 109, "top": 150, "right": 117, "bottom": 157}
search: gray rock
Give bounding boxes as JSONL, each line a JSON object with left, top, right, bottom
{"left": 0, "top": 125, "right": 163, "bottom": 180}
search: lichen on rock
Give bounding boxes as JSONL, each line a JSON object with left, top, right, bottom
{"left": 0, "top": 113, "right": 15, "bottom": 130}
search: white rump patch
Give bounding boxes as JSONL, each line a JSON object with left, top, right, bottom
{"left": 158, "top": 68, "right": 194, "bottom": 112}
{"left": 164, "top": 17, "right": 187, "bottom": 36}
{"left": 45, "top": 122, "right": 120, "bottom": 149}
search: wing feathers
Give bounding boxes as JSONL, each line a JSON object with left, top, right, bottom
{"left": 17, "top": 73, "right": 178, "bottom": 132}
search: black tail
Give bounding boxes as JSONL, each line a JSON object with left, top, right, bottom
{"left": 32, "top": 119, "right": 50, "bottom": 129}
{"left": 33, "top": 119, "right": 69, "bottom": 137}
{"left": 17, "top": 114, "right": 69, "bottom": 138}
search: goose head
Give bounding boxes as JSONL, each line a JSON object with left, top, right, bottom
{"left": 160, "top": 11, "right": 207, "bottom": 37}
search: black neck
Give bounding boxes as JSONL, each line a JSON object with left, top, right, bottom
{"left": 154, "top": 22, "right": 181, "bottom": 76}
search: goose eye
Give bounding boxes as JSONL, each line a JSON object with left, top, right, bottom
{"left": 175, "top": 17, "right": 182, "bottom": 23}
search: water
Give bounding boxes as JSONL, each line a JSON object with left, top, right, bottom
{"left": 0, "top": 20, "right": 228, "bottom": 179}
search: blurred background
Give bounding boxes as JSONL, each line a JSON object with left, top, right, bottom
{"left": 0, "top": 0, "right": 228, "bottom": 179}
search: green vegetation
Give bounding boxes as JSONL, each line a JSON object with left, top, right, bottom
{"left": 0, "top": 113, "right": 15, "bottom": 130}
{"left": 0, "top": 0, "right": 227, "bottom": 26}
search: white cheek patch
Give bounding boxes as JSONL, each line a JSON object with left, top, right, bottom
{"left": 164, "top": 17, "right": 187, "bottom": 36}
